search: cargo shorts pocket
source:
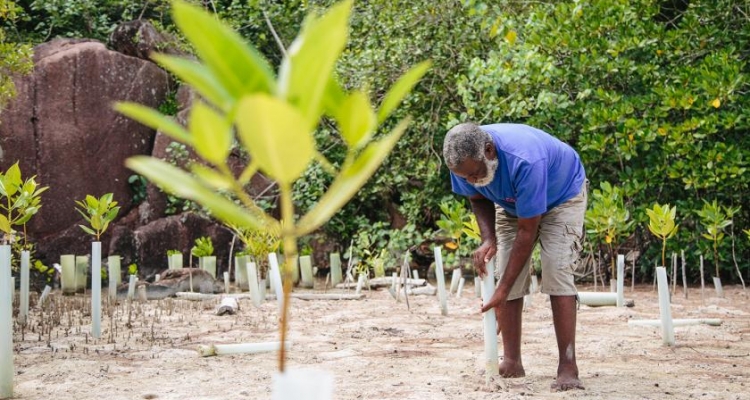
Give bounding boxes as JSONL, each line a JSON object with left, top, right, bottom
{"left": 557, "top": 223, "right": 583, "bottom": 272}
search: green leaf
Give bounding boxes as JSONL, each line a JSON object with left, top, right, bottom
{"left": 172, "top": 0, "right": 274, "bottom": 99}
{"left": 126, "top": 156, "right": 270, "bottom": 232}
{"left": 189, "top": 101, "right": 232, "bottom": 166}
{"left": 298, "top": 117, "right": 411, "bottom": 234}
{"left": 336, "top": 91, "right": 376, "bottom": 149}
{"left": 79, "top": 225, "right": 96, "bottom": 236}
{"left": 322, "top": 77, "right": 346, "bottom": 117}
{"left": 0, "top": 214, "right": 10, "bottom": 234}
{"left": 377, "top": 61, "right": 432, "bottom": 123}
{"left": 151, "top": 54, "right": 234, "bottom": 112}
{"left": 191, "top": 165, "right": 233, "bottom": 190}
{"left": 234, "top": 94, "right": 314, "bottom": 185}
{"left": 278, "top": 0, "right": 352, "bottom": 128}
{"left": 1, "top": 162, "right": 21, "bottom": 197}
{"left": 114, "top": 102, "right": 191, "bottom": 144}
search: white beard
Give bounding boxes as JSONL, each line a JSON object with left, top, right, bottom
{"left": 472, "top": 157, "right": 498, "bottom": 187}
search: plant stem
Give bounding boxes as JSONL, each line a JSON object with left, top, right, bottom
{"left": 661, "top": 237, "right": 667, "bottom": 268}
{"left": 278, "top": 183, "right": 296, "bottom": 373}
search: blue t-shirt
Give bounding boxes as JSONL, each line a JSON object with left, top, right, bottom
{"left": 450, "top": 124, "right": 586, "bottom": 218}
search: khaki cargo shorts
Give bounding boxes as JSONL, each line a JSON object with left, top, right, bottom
{"left": 494, "top": 181, "right": 588, "bottom": 300}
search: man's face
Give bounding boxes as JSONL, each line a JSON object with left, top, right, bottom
{"left": 451, "top": 144, "right": 498, "bottom": 187}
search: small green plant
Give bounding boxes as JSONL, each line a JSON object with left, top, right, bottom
{"left": 585, "top": 182, "right": 633, "bottom": 278}
{"left": 646, "top": 203, "right": 679, "bottom": 268}
{"left": 74, "top": 193, "right": 120, "bottom": 241}
{"left": 229, "top": 223, "right": 280, "bottom": 277}
{"left": 191, "top": 236, "right": 214, "bottom": 257}
{"left": 127, "top": 263, "right": 138, "bottom": 275}
{"left": 0, "top": 162, "right": 48, "bottom": 245}
{"left": 696, "top": 199, "right": 732, "bottom": 278}
{"left": 166, "top": 249, "right": 181, "bottom": 256}
{"left": 128, "top": 174, "right": 148, "bottom": 204}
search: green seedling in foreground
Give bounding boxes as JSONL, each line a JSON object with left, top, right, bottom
{"left": 0, "top": 162, "right": 48, "bottom": 245}
{"left": 115, "top": 0, "right": 430, "bottom": 372}
{"left": 696, "top": 199, "right": 731, "bottom": 278}
{"left": 75, "top": 193, "right": 120, "bottom": 241}
{"left": 646, "top": 203, "right": 678, "bottom": 268}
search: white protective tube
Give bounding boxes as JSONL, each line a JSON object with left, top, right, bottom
{"left": 38, "top": 285, "right": 51, "bottom": 306}
{"left": 474, "top": 277, "right": 481, "bottom": 298}
{"left": 577, "top": 292, "right": 617, "bottom": 307}
{"left": 412, "top": 270, "right": 419, "bottom": 280}
{"left": 433, "top": 247, "right": 448, "bottom": 316}
{"left": 656, "top": 266, "right": 675, "bottom": 346}
{"left": 127, "top": 275, "right": 137, "bottom": 300}
{"left": 268, "top": 253, "right": 284, "bottom": 312}
{"left": 201, "top": 256, "right": 217, "bottom": 279}
{"left": 272, "top": 369, "right": 333, "bottom": 400}
{"left": 108, "top": 255, "right": 120, "bottom": 302}
{"left": 60, "top": 254, "right": 76, "bottom": 295}
{"left": 91, "top": 242, "right": 102, "bottom": 338}
{"left": 628, "top": 318, "right": 722, "bottom": 327}
{"left": 75, "top": 255, "right": 88, "bottom": 292}
{"left": 329, "top": 253, "right": 342, "bottom": 286}
{"left": 299, "top": 255, "right": 314, "bottom": 289}
{"left": 247, "top": 261, "right": 262, "bottom": 307}
{"left": 713, "top": 277, "right": 724, "bottom": 298}
{"left": 1, "top": 245, "right": 13, "bottom": 398}
{"left": 20, "top": 250, "right": 30, "bottom": 324}
{"left": 616, "top": 254, "right": 625, "bottom": 307}
{"left": 198, "top": 341, "right": 290, "bottom": 357}
{"left": 355, "top": 274, "right": 365, "bottom": 295}
{"left": 223, "top": 271, "right": 230, "bottom": 294}
{"left": 456, "top": 277, "right": 465, "bottom": 298}
{"left": 481, "top": 257, "right": 499, "bottom": 385}
{"left": 450, "top": 269, "right": 461, "bottom": 294}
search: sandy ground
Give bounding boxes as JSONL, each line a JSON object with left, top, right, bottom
{"left": 8, "top": 280, "right": 750, "bottom": 400}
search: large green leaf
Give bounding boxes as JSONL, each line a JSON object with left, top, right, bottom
{"left": 172, "top": 0, "right": 274, "bottom": 99}
{"left": 278, "top": 0, "right": 351, "bottom": 128}
{"left": 114, "top": 102, "right": 191, "bottom": 144}
{"left": 189, "top": 102, "right": 232, "bottom": 166}
{"left": 126, "top": 156, "right": 269, "bottom": 232}
{"left": 336, "top": 91, "right": 376, "bottom": 150}
{"left": 0, "top": 215, "right": 10, "bottom": 234}
{"left": 152, "top": 54, "right": 234, "bottom": 112}
{"left": 377, "top": 61, "right": 432, "bottom": 123}
{"left": 297, "top": 117, "right": 411, "bottom": 234}
{"left": 234, "top": 95, "right": 314, "bottom": 185}
{"left": 0, "top": 162, "right": 21, "bottom": 197}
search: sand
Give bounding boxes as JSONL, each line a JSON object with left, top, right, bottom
{"left": 9, "top": 281, "right": 750, "bottom": 400}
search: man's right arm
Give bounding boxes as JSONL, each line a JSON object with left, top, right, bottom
{"left": 469, "top": 194, "right": 497, "bottom": 276}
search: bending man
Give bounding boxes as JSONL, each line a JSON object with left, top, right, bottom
{"left": 442, "top": 122, "right": 587, "bottom": 391}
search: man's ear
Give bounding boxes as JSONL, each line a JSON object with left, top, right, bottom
{"left": 484, "top": 142, "right": 496, "bottom": 160}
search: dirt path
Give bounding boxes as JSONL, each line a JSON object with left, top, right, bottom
{"left": 10, "top": 282, "right": 750, "bottom": 399}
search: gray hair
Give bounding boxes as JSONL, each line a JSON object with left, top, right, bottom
{"left": 442, "top": 122, "right": 492, "bottom": 169}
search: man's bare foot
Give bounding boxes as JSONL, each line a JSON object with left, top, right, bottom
{"left": 498, "top": 359, "right": 525, "bottom": 378}
{"left": 550, "top": 365, "right": 584, "bottom": 391}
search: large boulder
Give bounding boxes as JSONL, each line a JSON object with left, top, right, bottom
{"left": 0, "top": 38, "right": 171, "bottom": 260}
{"left": 108, "top": 20, "right": 183, "bottom": 61}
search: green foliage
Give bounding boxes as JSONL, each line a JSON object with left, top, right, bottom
{"left": 646, "top": 203, "right": 678, "bottom": 267}
{"left": 436, "top": 200, "right": 470, "bottom": 242}
{"left": 74, "top": 193, "right": 120, "bottom": 241}
{"left": 0, "top": 162, "right": 48, "bottom": 243}
{"left": 0, "top": 0, "right": 33, "bottom": 112}
{"left": 127, "top": 263, "right": 138, "bottom": 275}
{"left": 229, "top": 222, "right": 280, "bottom": 275}
{"left": 191, "top": 236, "right": 214, "bottom": 257}
{"left": 166, "top": 249, "right": 181, "bottom": 256}
{"left": 585, "top": 181, "right": 634, "bottom": 276}
{"left": 696, "top": 199, "right": 732, "bottom": 278}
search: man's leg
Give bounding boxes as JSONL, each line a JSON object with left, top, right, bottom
{"left": 550, "top": 295, "right": 583, "bottom": 390}
{"left": 498, "top": 297, "right": 525, "bottom": 377}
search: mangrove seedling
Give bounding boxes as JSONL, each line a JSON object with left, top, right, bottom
{"left": 696, "top": 199, "right": 731, "bottom": 278}
{"left": 646, "top": 203, "right": 679, "bottom": 268}
{"left": 0, "top": 162, "right": 48, "bottom": 245}
{"left": 74, "top": 193, "right": 120, "bottom": 241}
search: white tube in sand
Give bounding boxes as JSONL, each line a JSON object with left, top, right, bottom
{"left": 433, "top": 247, "right": 448, "bottom": 316}
{"left": 91, "top": 242, "right": 102, "bottom": 338}
{"left": 329, "top": 253, "right": 342, "bottom": 286}
{"left": 355, "top": 274, "right": 365, "bottom": 295}
{"left": 450, "top": 268, "right": 461, "bottom": 294}
{"left": 200, "top": 256, "right": 217, "bottom": 279}
{"left": 656, "top": 266, "right": 675, "bottom": 346}
{"left": 628, "top": 318, "right": 722, "bottom": 328}
{"left": 299, "top": 255, "right": 314, "bottom": 289}
{"left": 272, "top": 369, "right": 333, "bottom": 400}
{"left": 577, "top": 292, "right": 617, "bottom": 306}
{"left": 530, "top": 274, "right": 539, "bottom": 294}
{"left": 616, "top": 254, "right": 625, "bottom": 307}
{"left": 60, "top": 254, "right": 76, "bottom": 295}
{"left": 20, "top": 250, "right": 30, "bottom": 324}
{"left": 108, "top": 255, "right": 120, "bottom": 302}
{"left": 127, "top": 275, "right": 137, "bottom": 300}
{"left": 481, "top": 257, "right": 499, "bottom": 385}
{"left": 74, "top": 255, "right": 88, "bottom": 292}
{"left": 268, "top": 253, "right": 284, "bottom": 312}
{"left": 170, "top": 253, "right": 183, "bottom": 269}
{"left": 198, "top": 341, "right": 290, "bottom": 357}
{"left": 247, "top": 261, "right": 262, "bottom": 307}
{"left": 0, "top": 245, "right": 13, "bottom": 399}
{"left": 456, "top": 277, "right": 465, "bottom": 298}
{"left": 474, "top": 277, "right": 481, "bottom": 298}
{"left": 39, "top": 285, "right": 51, "bottom": 306}
{"left": 713, "top": 277, "right": 724, "bottom": 298}
{"left": 223, "top": 271, "right": 230, "bottom": 294}
{"left": 412, "top": 270, "right": 419, "bottom": 280}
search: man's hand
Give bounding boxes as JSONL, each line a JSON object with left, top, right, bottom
{"left": 473, "top": 240, "right": 497, "bottom": 277}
